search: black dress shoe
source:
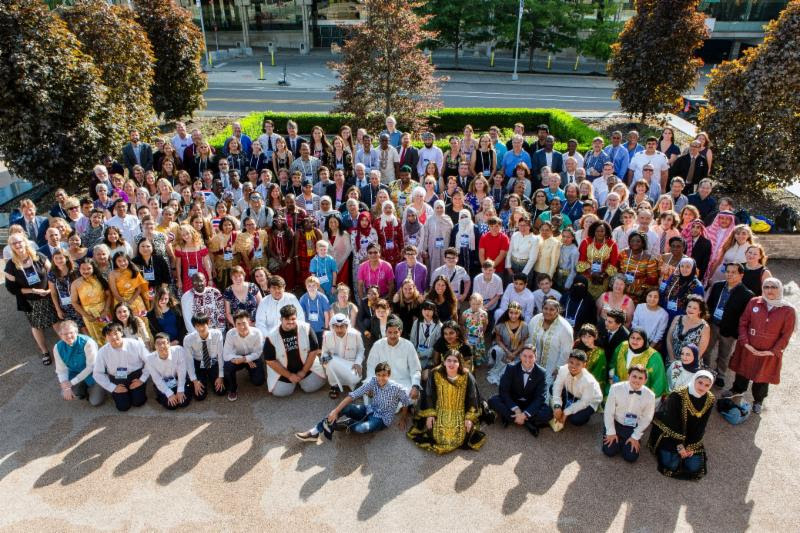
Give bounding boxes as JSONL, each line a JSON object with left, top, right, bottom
{"left": 524, "top": 420, "right": 539, "bottom": 438}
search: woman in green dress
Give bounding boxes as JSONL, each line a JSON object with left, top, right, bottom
{"left": 611, "top": 327, "right": 667, "bottom": 405}
{"left": 574, "top": 323, "right": 607, "bottom": 397}
{"left": 407, "top": 350, "right": 485, "bottom": 454}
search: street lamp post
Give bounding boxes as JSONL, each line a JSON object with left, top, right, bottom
{"left": 511, "top": 0, "right": 523, "bottom": 81}
{"left": 195, "top": 0, "right": 211, "bottom": 70}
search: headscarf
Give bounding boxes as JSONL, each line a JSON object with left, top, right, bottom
{"left": 379, "top": 200, "right": 398, "bottom": 230}
{"left": 319, "top": 195, "right": 333, "bottom": 215}
{"left": 705, "top": 211, "right": 736, "bottom": 259}
{"left": 688, "top": 370, "right": 714, "bottom": 398}
{"left": 455, "top": 209, "right": 475, "bottom": 249}
{"left": 404, "top": 206, "right": 421, "bottom": 236}
{"left": 683, "top": 219, "right": 706, "bottom": 256}
{"left": 434, "top": 199, "right": 447, "bottom": 218}
{"left": 628, "top": 327, "right": 650, "bottom": 354}
{"left": 762, "top": 277, "right": 789, "bottom": 308}
{"left": 677, "top": 257, "right": 696, "bottom": 282}
{"left": 667, "top": 257, "right": 700, "bottom": 305}
{"left": 356, "top": 211, "right": 373, "bottom": 238}
{"left": 569, "top": 274, "right": 589, "bottom": 300}
{"left": 681, "top": 343, "right": 700, "bottom": 372}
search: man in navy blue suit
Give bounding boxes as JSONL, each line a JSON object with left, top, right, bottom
{"left": 19, "top": 199, "right": 50, "bottom": 248}
{"left": 488, "top": 344, "right": 553, "bottom": 437}
{"left": 532, "top": 136, "right": 563, "bottom": 190}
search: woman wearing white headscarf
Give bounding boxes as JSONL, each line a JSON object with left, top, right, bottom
{"left": 648, "top": 370, "right": 715, "bottom": 480}
{"left": 728, "top": 277, "right": 796, "bottom": 414}
{"left": 424, "top": 200, "right": 454, "bottom": 278}
{"left": 450, "top": 209, "right": 479, "bottom": 274}
{"left": 315, "top": 195, "right": 336, "bottom": 230}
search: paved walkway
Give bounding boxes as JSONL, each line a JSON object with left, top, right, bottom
{"left": 0, "top": 262, "right": 798, "bottom": 531}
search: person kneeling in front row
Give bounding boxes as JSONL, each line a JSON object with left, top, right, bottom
{"left": 551, "top": 349, "right": 603, "bottom": 430}
{"left": 263, "top": 304, "right": 327, "bottom": 397}
{"left": 93, "top": 323, "right": 150, "bottom": 411}
{"left": 295, "top": 362, "right": 411, "bottom": 442}
{"left": 183, "top": 313, "right": 226, "bottom": 400}
{"left": 146, "top": 333, "right": 192, "bottom": 410}
{"left": 53, "top": 320, "right": 105, "bottom": 406}
{"left": 602, "top": 364, "right": 655, "bottom": 463}
{"left": 222, "top": 310, "right": 266, "bottom": 402}
{"left": 488, "top": 344, "right": 552, "bottom": 437}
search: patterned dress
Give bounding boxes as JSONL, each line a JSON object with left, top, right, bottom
{"left": 223, "top": 283, "right": 260, "bottom": 323}
{"left": 48, "top": 272, "right": 84, "bottom": 327}
{"left": 462, "top": 308, "right": 488, "bottom": 366}
{"left": 617, "top": 250, "right": 659, "bottom": 303}
{"left": 576, "top": 239, "right": 619, "bottom": 299}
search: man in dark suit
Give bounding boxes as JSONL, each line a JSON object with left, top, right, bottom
{"left": 599, "top": 309, "right": 630, "bottom": 366}
{"left": 359, "top": 171, "right": 388, "bottom": 209}
{"left": 397, "top": 133, "right": 420, "bottom": 181}
{"left": 705, "top": 263, "right": 754, "bottom": 388}
{"left": 488, "top": 345, "right": 553, "bottom": 437}
{"left": 38, "top": 227, "right": 63, "bottom": 259}
{"left": 19, "top": 199, "right": 50, "bottom": 248}
{"left": 284, "top": 119, "right": 307, "bottom": 158}
{"left": 688, "top": 220, "right": 712, "bottom": 281}
{"left": 669, "top": 140, "right": 708, "bottom": 194}
{"left": 532, "top": 136, "right": 563, "bottom": 181}
{"left": 121, "top": 129, "right": 153, "bottom": 177}
{"left": 597, "top": 192, "right": 623, "bottom": 228}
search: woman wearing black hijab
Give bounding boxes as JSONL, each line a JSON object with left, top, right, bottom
{"left": 560, "top": 274, "right": 597, "bottom": 335}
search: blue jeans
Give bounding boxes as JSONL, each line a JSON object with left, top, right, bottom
{"left": 658, "top": 449, "right": 703, "bottom": 473}
{"left": 316, "top": 403, "right": 386, "bottom": 434}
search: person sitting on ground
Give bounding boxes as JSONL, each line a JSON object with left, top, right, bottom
{"left": 222, "top": 310, "right": 266, "bottom": 402}
{"left": 182, "top": 313, "right": 226, "bottom": 400}
{"left": 648, "top": 370, "right": 715, "bottom": 480}
{"left": 53, "top": 320, "right": 105, "bottom": 407}
{"left": 92, "top": 323, "right": 150, "bottom": 411}
{"left": 365, "top": 316, "right": 422, "bottom": 402}
{"left": 263, "top": 304, "right": 326, "bottom": 397}
{"left": 550, "top": 349, "right": 603, "bottom": 430}
{"left": 667, "top": 343, "right": 702, "bottom": 392}
{"left": 407, "top": 350, "right": 486, "bottom": 454}
{"left": 488, "top": 344, "right": 553, "bottom": 437}
{"left": 602, "top": 364, "right": 655, "bottom": 463}
{"left": 320, "top": 313, "right": 365, "bottom": 399}
{"left": 295, "top": 362, "right": 412, "bottom": 442}
{"left": 146, "top": 333, "right": 191, "bottom": 410}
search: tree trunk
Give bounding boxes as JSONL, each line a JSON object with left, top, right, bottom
{"left": 528, "top": 43, "right": 535, "bottom": 72}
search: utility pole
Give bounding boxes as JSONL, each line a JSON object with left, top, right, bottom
{"left": 512, "top": 0, "right": 523, "bottom": 81}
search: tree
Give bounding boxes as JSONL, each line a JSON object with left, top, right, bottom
{"left": 0, "top": 0, "right": 113, "bottom": 190}
{"left": 607, "top": 0, "right": 707, "bottom": 121}
{"left": 699, "top": 0, "right": 800, "bottom": 192}
{"left": 577, "top": 2, "right": 622, "bottom": 63}
{"left": 60, "top": 0, "right": 157, "bottom": 152}
{"left": 329, "top": 0, "right": 443, "bottom": 132}
{"left": 133, "top": 0, "right": 206, "bottom": 120}
{"left": 416, "top": 0, "right": 492, "bottom": 68}
{"left": 495, "top": 0, "right": 591, "bottom": 72}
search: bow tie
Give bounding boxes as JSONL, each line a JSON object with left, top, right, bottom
{"left": 629, "top": 390, "right": 642, "bottom": 395}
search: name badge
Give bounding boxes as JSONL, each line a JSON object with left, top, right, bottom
{"left": 566, "top": 317, "right": 576, "bottom": 327}
{"left": 115, "top": 367, "right": 128, "bottom": 380}
{"left": 360, "top": 237, "right": 370, "bottom": 248}
{"left": 591, "top": 262, "right": 602, "bottom": 274}
{"left": 336, "top": 163, "right": 344, "bottom": 170}
{"left": 659, "top": 280, "right": 668, "bottom": 292}
{"left": 435, "top": 238, "right": 444, "bottom": 249}
{"left": 59, "top": 295, "right": 72, "bottom": 307}
{"left": 318, "top": 274, "right": 329, "bottom": 284}
{"left": 467, "top": 335, "right": 479, "bottom": 346}
{"left": 254, "top": 248, "right": 263, "bottom": 259}
{"left": 750, "top": 328, "right": 757, "bottom": 336}
{"left": 305, "top": 201, "right": 314, "bottom": 210}
{"left": 459, "top": 234, "right": 469, "bottom": 248}
{"left": 223, "top": 251, "right": 233, "bottom": 261}
{"left": 25, "top": 270, "right": 41, "bottom": 285}
{"left": 143, "top": 268, "right": 155, "bottom": 281}
{"left": 164, "top": 377, "right": 178, "bottom": 390}
{"left": 667, "top": 300, "right": 678, "bottom": 311}
{"left": 623, "top": 412, "right": 638, "bottom": 427}
{"left": 188, "top": 267, "right": 198, "bottom": 277}
{"left": 385, "top": 239, "right": 394, "bottom": 250}
{"left": 308, "top": 312, "right": 320, "bottom": 322}
{"left": 409, "top": 236, "right": 417, "bottom": 246}
{"left": 624, "top": 273, "right": 635, "bottom": 284}
{"left": 483, "top": 170, "right": 490, "bottom": 177}
{"left": 713, "top": 308, "right": 724, "bottom": 321}
{"left": 720, "top": 264, "right": 727, "bottom": 273}
{"left": 305, "top": 173, "right": 314, "bottom": 181}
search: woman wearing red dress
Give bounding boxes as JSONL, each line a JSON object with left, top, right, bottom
{"left": 374, "top": 200, "right": 404, "bottom": 267}
{"left": 267, "top": 214, "right": 296, "bottom": 291}
{"left": 295, "top": 215, "right": 323, "bottom": 288}
{"left": 173, "top": 224, "right": 213, "bottom": 294}
{"left": 576, "top": 220, "right": 619, "bottom": 299}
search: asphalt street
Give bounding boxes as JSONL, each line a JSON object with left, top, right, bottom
{"left": 0, "top": 261, "right": 798, "bottom": 531}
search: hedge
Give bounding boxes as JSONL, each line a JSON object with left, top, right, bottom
{"left": 207, "top": 108, "right": 600, "bottom": 154}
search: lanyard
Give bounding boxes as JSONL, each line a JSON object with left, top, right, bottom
{"left": 565, "top": 298, "right": 583, "bottom": 321}
{"left": 625, "top": 251, "right": 642, "bottom": 278}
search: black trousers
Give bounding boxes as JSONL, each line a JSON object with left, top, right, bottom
{"left": 154, "top": 383, "right": 193, "bottom": 410}
{"left": 110, "top": 369, "right": 147, "bottom": 412}
{"left": 488, "top": 394, "right": 553, "bottom": 426}
{"left": 731, "top": 373, "right": 770, "bottom": 403}
{"left": 223, "top": 359, "right": 266, "bottom": 393}
{"left": 192, "top": 360, "right": 226, "bottom": 400}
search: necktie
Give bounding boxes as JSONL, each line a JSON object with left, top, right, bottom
{"left": 29, "top": 219, "right": 38, "bottom": 241}
{"left": 424, "top": 324, "right": 430, "bottom": 337}
{"left": 604, "top": 209, "right": 612, "bottom": 222}
{"left": 686, "top": 156, "right": 696, "bottom": 183}
{"left": 267, "top": 137, "right": 273, "bottom": 151}
{"left": 202, "top": 339, "right": 211, "bottom": 369}
{"left": 629, "top": 389, "right": 642, "bottom": 395}
{"left": 291, "top": 139, "right": 296, "bottom": 152}
{"left": 401, "top": 147, "right": 406, "bottom": 162}
{"left": 569, "top": 175, "right": 574, "bottom": 183}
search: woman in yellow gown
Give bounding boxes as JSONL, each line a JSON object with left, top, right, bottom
{"left": 108, "top": 253, "right": 150, "bottom": 328}
{"left": 407, "top": 350, "right": 486, "bottom": 454}
{"left": 70, "top": 259, "right": 113, "bottom": 344}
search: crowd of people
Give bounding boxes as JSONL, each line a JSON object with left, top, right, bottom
{"left": 3, "top": 117, "right": 795, "bottom": 481}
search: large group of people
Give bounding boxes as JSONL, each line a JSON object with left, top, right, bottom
{"left": 4, "top": 117, "right": 795, "bottom": 481}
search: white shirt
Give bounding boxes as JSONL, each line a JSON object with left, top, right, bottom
{"left": 107, "top": 214, "right": 141, "bottom": 244}
{"left": 321, "top": 328, "right": 365, "bottom": 366}
{"left": 532, "top": 288, "right": 562, "bottom": 315}
{"left": 257, "top": 133, "right": 281, "bottom": 156}
{"left": 631, "top": 304, "right": 669, "bottom": 344}
{"left": 255, "top": 293, "right": 305, "bottom": 335}
{"left": 417, "top": 145, "right": 444, "bottom": 177}
{"left": 183, "top": 329, "right": 225, "bottom": 379}
{"left": 430, "top": 265, "right": 470, "bottom": 298}
{"left": 592, "top": 177, "right": 610, "bottom": 206}
{"left": 53, "top": 337, "right": 99, "bottom": 385}
{"left": 552, "top": 365, "right": 603, "bottom": 415}
{"left": 497, "top": 286, "right": 536, "bottom": 322}
{"left": 365, "top": 337, "right": 421, "bottom": 391}
{"left": 171, "top": 134, "right": 193, "bottom": 161}
{"left": 603, "top": 381, "right": 656, "bottom": 440}
{"left": 145, "top": 347, "right": 188, "bottom": 397}
{"left": 506, "top": 232, "right": 539, "bottom": 275}
{"left": 378, "top": 146, "right": 400, "bottom": 184}
{"left": 629, "top": 150, "right": 669, "bottom": 184}
{"left": 222, "top": 328, "right": 264, "bottom": 363}
{"left": 93, "top": 338, "right": 151, "bottom": 392}
{"left": 562, "top": 152, "right": 584, "bottom": 173}
{"left": 472, "top": 273, "right": 504, "bottom": 310}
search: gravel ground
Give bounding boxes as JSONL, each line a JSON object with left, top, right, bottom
{"left": 0, "top": 261, "right": 799, "bottom": 532}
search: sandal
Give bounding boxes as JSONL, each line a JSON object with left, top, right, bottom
{"left": 329, "top": 387, "right": 339, "bottom": 399}
{"left": 41, "top": 353, "right": 52, "bottom": 366}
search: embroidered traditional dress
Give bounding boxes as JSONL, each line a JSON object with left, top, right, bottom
{"left": 617, "top": 250, "right": 659, "bottom": 303}
{"left": 576, "top": 238, "right": 619, "bottom": 299}
{"left": 612, "top": 341, "right": 668, "bottom": 398}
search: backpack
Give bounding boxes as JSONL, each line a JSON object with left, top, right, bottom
{"left": 774, "top": 206, "right": 800, "bottom": 233}
{"left": 717, "top": 397, "right": 751, "bottom": 425}
{"left": 734, "top": 209, "right": 751, "bottom": 226}
{"left": 749, "top": 215, "right": 773, "bottom": 234}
